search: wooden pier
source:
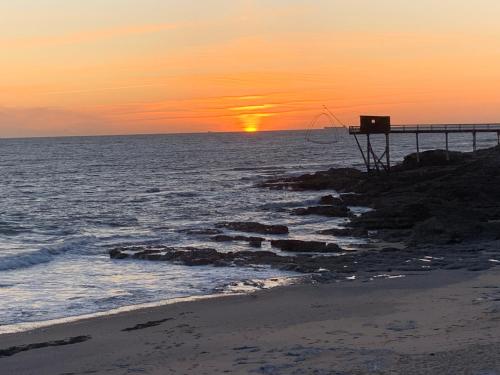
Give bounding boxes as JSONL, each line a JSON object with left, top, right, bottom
{"left": 348, "top": 118, "right": 500, "bottom": 172}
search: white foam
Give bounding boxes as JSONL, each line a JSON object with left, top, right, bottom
{"left": 0, "top": 275, "right": 300, "bottom": 335}
{"left": 0, "top": 236, "right": 96, "bottom": 271}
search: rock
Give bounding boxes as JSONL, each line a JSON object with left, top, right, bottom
{"left": 211, "top": 235, "right": 265, "bottom": 248}
{"left": 262, "top": 168, "right": 364, "bottom": 191}
{"left": 339, "top": 193, "right": 372, "bottom": 207}
{"left": 133, "top": 249, "right": 162, "bottom": 260}
{"left": 248, "top": 239, "right": 264, "bottom": 248}
{"left": 293, "top": 206, "right": 351, "bottom": 217}
{"left": 178, "top": 228, "right": 223, "bottom": 235}
{"left": 216, "top": 222, "right": 288, "bottom": 235}
{"left": 316, "top": 227, "right": 368, "bottom": 237}
{"left": 270, "top": 240, "right": 342, "bottom": 253}
{"left": 350, "top": 203, "right": 431, "bottom": 231}
{"left": 212, "top": 235, "right": 234, "bottom": 242}
{"left": 108, "top": 239, "right": 499, "bottom": 276}
{"left": 145, "top": 187, "right": 161, "bottom": 193}
{"left": 319, "top": 195, "right": 343, "bottom": 205}
{"left": 263, "top": 146, "right": 500, "bottom": 246}
{"left": 170, "top": 248, "right": 221, "bottom": 266}
{"left": 109, "top": 248, "right": 129, "bottom": 259}
{"left": 399, "top": 149, "right": 466, "bottom": 170}
{"left": 410, "top": 216, "right": 483, "bottom": 245}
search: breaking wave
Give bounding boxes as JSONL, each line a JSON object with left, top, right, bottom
{"left": 0, "top": 237, "right": 97, "bottom": 272}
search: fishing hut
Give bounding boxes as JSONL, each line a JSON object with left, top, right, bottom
{"left": 349, "top": 116, "right": 500, "bottom": 172}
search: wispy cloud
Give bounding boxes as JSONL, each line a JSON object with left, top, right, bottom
{"left": 3, "top": 23, "right": 179, "bottom": 48}
{"left": 229, "top": 104, "right": 276, "bottom": 111}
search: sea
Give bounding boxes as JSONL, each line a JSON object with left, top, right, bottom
{"left": 0, "top": 128, "right": 497, "bottom": 332}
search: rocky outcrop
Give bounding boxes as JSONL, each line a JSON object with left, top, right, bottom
{"left": 316, "top": 227, "right": 368, "bottom": 237}
{"left": 265, "top": 146, "right": 500, "bottom": 245}
{"left": 109, "top": 240, "right": 500, "bottom": 276}
{"left": 216, "top": 222, "right": 289, "bottom": 235}
{"left": 262, "top": 168, "right": 364, "bottom": 191}
{"left": 211, "top": 235, "right": 264, "bottom": 247}
{"left": 178, "top": 228, "right": 223, "bottom": 235}
{"left": 293, "top": 205, "right": 351, "bottom": 217}
{"left": 397, "top": 149, "right": 467, "bottom": 170}
{"left": 270, "top": 240, "right": 342, "bottom": 253}
{"left": 319, "top": 195, "right": 343, "bottom": 205}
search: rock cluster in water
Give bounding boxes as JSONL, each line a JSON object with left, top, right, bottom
{"left": 110, "top": 147, "right": 500, "bottom": 279}
{"left": 109, "top": 240, "right": 500, "bottom": 275}
{"left": 215, "top": 222, "right": 289, "bottom": 235}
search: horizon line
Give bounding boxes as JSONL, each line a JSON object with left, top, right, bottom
{"left": 0, "top": 127, "right": 345, "bottom": 141}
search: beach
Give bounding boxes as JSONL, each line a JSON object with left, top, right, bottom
{"left": 3, "top": 137, "right": 500, "bottom": 374}
{"left": 1, "top": 267, "right": 500, "bottom": 374}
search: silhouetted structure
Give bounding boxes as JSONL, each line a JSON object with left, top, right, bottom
{"left": 349, "top": 116, "right": 500, "bottom": 172}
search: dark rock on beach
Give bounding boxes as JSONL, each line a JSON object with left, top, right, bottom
{"left": 262, "top": 168, "right": 364, "bottom": 191}
{"left": 270, "top": 240, "right": 342, "bottom": 253}
{"left": 293, "top": 205, "right": 351, "bottom": 217}
{"left": 178, "top": 228, "right": 223, "bottom": 235}
{"left": 319, "top": 195, "right": 343, "bottom": 205}
{"left": 108, "top": 239, "right": 500, "bottom": 277}
{"left": 398, "top": 149, "right": 466, "bottom": 170}
{"left": 211, "top": 235, "right": 264, "bottom": 247}
{"left": 317, "top": 227, "right": 368, "bottom": 237}
{"left": 216, "top": 221, "right": 289, "bottom": 235}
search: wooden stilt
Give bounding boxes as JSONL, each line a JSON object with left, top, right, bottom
{"left": 416, "top": 133, "right": 420, "bottom": 163}
{"left": 353, "top": 133, "right": 368, "bottom": 171}
{"left": 385, "top": 133, "right": 390, "bottom": 171}
{"left": 445, "top": 132, "right": 449, "bottom": 161}
{"left": 369, "top": 146, "right": 381, "bottom": 172}
{"left": 366, "top": 134, "right": 371, "bottom": 172}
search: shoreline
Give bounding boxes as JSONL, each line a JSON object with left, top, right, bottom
{"left": 2, "top": 267, "right": 500, "bottom": 374}
{"left": 0, "top": 274, "right": 304, "bottom": 336}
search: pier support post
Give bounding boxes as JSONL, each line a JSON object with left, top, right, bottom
{"left": 366, "top": 134, "right": 371, "bottom": 172}
{"left": 445, "top": 132, "right": 450, "bottom": 161}
{"left": 473, "top": 131, "right": 477, "bottom": 152}
{"left": 353, "top": 133, "right": 369, "bottom": 172}
{"left": 416, "top": 133, "right": 420, "bottom": 163}
{"left": 385, "top": 133, "right": 390, "bottom": 171}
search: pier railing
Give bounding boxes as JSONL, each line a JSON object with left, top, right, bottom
{"left": 348, "top": 122, "right": 500, "bottom": 173}
{"left": 349, "top": 123, "right": 500, "bottom": 134}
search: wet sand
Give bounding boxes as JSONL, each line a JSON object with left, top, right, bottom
{"left": 1, "top": 268, "right": 500, "bottom": 374}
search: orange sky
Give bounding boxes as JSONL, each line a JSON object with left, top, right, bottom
{"left": 2, "top": 1, "right": 500, "bottom": 137}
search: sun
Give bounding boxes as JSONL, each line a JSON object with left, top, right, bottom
{"left": 238, "top": 113, "right": 270, "bottom": 133}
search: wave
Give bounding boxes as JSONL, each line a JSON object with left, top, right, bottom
{"left": 230, "top": 166, "right": 286, "bottom": 172}
{"left": 0, "top": 236, "right": 97, "bottom": 272}
{"left": 0, "top": 222, "right": 30, "bottom": 236}
{"left": 259, "top": 198, "right": 322, "bottom": 211}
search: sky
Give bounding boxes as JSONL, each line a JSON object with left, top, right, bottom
{"left": 1, "top": 0, "right": 500, "bottom": 137}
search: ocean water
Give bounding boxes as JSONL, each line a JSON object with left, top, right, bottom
{"left": 0, "top": 129, "right": 497, "bottom": 331}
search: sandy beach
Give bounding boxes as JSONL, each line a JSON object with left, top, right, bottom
{"left": 1, "top": 267, "right": 500, "bottom": 374}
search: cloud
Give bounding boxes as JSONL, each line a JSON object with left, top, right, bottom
{"left": 3, "top": 23, "right": 179, "bottom": 49}
{"left": 0, "top": 106, "right": 105, "bottom": 137}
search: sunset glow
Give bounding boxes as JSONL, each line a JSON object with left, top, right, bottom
{"left": 2, "top": 1, "right": 500, "bottom": 137}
